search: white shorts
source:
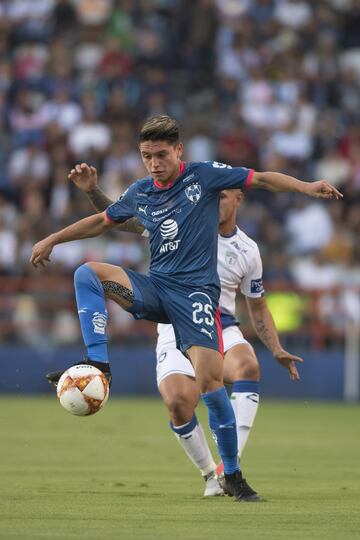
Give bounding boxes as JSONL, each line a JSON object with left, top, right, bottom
{"left": 155, "top": 324, "right": 250, "bottom": 387}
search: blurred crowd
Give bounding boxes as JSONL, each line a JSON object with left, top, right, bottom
{"left": 0, "top": 0, "right": 359, "bottom": 345}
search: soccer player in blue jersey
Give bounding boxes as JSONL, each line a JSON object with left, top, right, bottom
{"left": 31, "top": 115, "right": 342, "bottom": 501}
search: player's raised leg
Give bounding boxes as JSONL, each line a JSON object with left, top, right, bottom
{"left": 74, "top": 261, "right": 134, "bottom": 360}
{"left": 47, "top": 262, "right": 135, "bottom": 386}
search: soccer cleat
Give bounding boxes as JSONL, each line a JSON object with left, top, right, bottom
{"left": 223, "top": 470, "right": 261, "bottom": 502}
{"left": 203, "top": 471, "right": 224, "bottom": 497}
{"left": 46, "top": 358, "right": 112, "bottom": 389}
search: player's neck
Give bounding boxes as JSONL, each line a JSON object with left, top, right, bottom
{"left": 219, "top": 220, "right": 237, "bottom": 237}
{"left": 153, "top": 161, "right": 184, "bottom": 188}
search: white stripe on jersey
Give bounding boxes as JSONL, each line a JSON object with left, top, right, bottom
{"left": 157, "top": 227, "right": 264, "bottom": 341}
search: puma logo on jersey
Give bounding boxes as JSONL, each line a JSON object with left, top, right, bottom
{"left": 138, "top": 205, "right": 148, "bottom": 216}
{"left": 201, "top": 328, "right": 213, "bottom": 340}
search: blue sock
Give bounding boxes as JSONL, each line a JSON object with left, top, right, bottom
{"left": 202, "top": 387, "right": 239, "bottom": 475}
{"left": 232, "top": 380, "right": 259, "bottom": 394}
{"left": 170, "top": 414, "right": 198, "bottom": 436}
{"left": 74, "top": 264, "right": 109, "bottom": 363}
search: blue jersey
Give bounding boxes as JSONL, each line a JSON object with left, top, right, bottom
{"left": 106, "top": 161, "right": 253, "bottom": 291}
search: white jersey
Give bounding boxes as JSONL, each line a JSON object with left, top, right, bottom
{"left": 217, "top": 226, "right": 264, "bottom": 319}
{"left": 157, "top": 227, "right": 264, "bottom": 345}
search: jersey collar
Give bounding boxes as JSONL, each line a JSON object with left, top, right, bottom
{"left": 219, "top": 226, "right": 238, "bottom": 238}
{"left": 153, "top": 161, "right": 185, "bottom": 189}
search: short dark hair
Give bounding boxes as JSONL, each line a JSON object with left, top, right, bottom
{"left": 139, "top": 115, "right": 179, "bottom": 145}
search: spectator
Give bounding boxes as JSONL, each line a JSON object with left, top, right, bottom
{"left": 0, "top": 0, "right": 358, "bottom": 345}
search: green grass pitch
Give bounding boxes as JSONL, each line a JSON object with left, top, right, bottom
{"left": 0, "top": 397, "right": 359, "bottom": 540}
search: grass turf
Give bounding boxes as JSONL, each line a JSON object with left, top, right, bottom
{"left": 0, "top": 397, "right": 359, "bottom": 540}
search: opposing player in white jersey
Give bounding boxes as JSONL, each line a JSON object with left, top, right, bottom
{"left": 155, "top": 189, "right": 303, "bottom": 496}
{"left": 63, "top": 169, "right": 302, "bottom": 497}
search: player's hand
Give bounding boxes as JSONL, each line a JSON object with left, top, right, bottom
{"left": 68, "top": 163, "right": 98, "bottom": 193}
{"left": 305, "top": 180, "right": 343, "bottom": 200}
{"left": 274, "top": 348, "right": 303, "bottom": 381}
{"left": 30, "top": 237, "right": 54, "bottom": 268}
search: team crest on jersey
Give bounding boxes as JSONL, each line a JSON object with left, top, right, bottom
{"left": 225, "top": 251, "right": 238, "bottom": 266}
{"left": 185, "top": 183, "right": 201, "bottom": 204}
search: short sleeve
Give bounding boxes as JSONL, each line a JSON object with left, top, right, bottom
{"left": 203, "top": 161, "right": 254, "bottom": 192}
{"left": 240, "top": 246, "right": 265, "bottom": 298}
{"left": 105, "top": 184, "right": 136, "bottom": 223}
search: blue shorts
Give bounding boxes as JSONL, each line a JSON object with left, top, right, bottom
{"left": 124, "top": 269, "right": 224, "bottom": 355}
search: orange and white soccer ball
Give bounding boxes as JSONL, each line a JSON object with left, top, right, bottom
{"left": 57, "top": 364, "right": 109, "bottom": 416}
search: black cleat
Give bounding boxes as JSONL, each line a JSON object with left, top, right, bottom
{"left": 223, "top": 471, "right": 261, "bottom": 502}
{"left": 46, "top": 358, "right": 112, "bottom": 388}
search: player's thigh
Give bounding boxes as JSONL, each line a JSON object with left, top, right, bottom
{"left": 223, "top": 343, "right": 260, "bottom": 383}
{"left": 156, "top": 339, "right": 200, "bottom": 411}
{"left": 163, "top": 284, "right": 223, "bottom": 363}
{"left": 86, "top": 262, "right": 134, "bottom": 309}
{"left": 187, "top": 346, "right": 224, "bottom": 393}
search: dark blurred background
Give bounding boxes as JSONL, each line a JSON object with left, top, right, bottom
{"left": 0, "top": 0, "right": 359, "bottom": 400}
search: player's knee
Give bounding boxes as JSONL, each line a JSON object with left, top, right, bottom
{"left": 74, "top": 263, "right": 97, "bottom": 287}
{"left": 240, "top": 358, "right": 260, "bottom": 381}
{"left": 164, "top": 393, "right": 194, "bottom": 423}
{"left": 230, "top": 355, "right": 260, "bottom": 381}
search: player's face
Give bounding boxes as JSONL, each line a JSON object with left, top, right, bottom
{"left": 140, "top": 140, "right": 183, "bottom": 184}
{"left": 219, "top": 190, "right": 243, "bottom": 226}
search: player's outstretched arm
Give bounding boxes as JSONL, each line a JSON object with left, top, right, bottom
{"left": 30, "top": 212, "right": 115, "bottom": 268}
{"left": 250, "top": 171, "right": 342, "bottom": 200}
{"left": 246, "top": 296, "right": 303, "bottom": 381}
{"left": 69, "top": 163, "right": 144, "bottom": 234}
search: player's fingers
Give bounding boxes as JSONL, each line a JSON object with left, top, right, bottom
{"left": 75, "top": 164, "right": 82, "bottom": 173}
{"left": 325, "top": 182, "right": 343, "bottom": 198}
{"left": 290, "top": 355, "right": 304, "bottom": 364}
{"left": 321, "top": 182, "right": 343, "bottom": 199}
{"left": 80, "top": 163, "right": 90, "bottom": 173}
{"left": 90, "top": 166, "right": 96, "bottom": 174}
{"left": 289, "top": 363, "right": 300, "bottom": 381}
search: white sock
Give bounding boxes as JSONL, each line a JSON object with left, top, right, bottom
{"left": 230, "top": 386, "right": 259, "bottom": 459}
{"left": 171, "top": 417, "right": 216, "bottom": 476}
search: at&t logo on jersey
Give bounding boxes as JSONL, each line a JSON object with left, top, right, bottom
{"left": 160, "top": 219, "right": 178, "bottom": 240}
{"left": 159, "top": 219, "right": 181, "bottom": 253}
{"left": 185, "top": 183, "right": 201, "bottom": 204}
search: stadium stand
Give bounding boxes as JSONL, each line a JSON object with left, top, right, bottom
{"left": 0, "top": 0, "right": 359, "bottom": 348}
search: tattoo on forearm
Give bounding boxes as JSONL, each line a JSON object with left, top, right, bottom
{"left": 101, "top": 280, "right": 134, "bottom": 304}
{"left": 118, "top": 217, "right": 145, "bottom": 234}
{"left": 86, "top": 187, "right": 114, "bottom": 212}
{"left": 254, "top": 318, "right": 277, "bottom": 353}
{"left": 86, "top": 189, "right": 145, "bottom": 234}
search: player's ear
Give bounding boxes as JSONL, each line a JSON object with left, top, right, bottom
{"left": 236, "top": 190, "right": 244, "bottom": 207}
{"left": 176, "top": 142, "right": 183, "bottom": 158}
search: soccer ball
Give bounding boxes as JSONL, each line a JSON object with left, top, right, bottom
{"left": 57, "top": 364, "right": 109, "bottom": 416}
